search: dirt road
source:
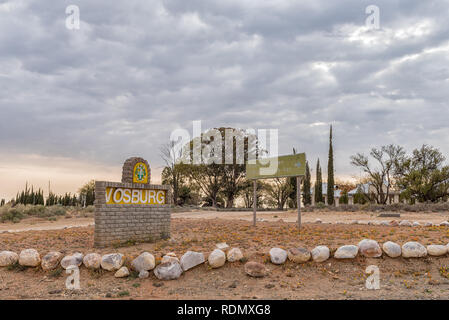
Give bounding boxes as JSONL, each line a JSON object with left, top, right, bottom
{"left": 1, "top": 210, "right": 449, "bottom": 234}
{"left": 0, "top": 217, "right": 94, "bottom": 233}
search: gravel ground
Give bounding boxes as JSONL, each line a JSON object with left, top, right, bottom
{"left": 1, "top": 216, "right": 449, "bottom": 299}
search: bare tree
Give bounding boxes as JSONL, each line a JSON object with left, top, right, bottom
{"left": 350, "top": 144, "right": 405, "bottom": 204}
{"left": 160, "top": 141, "right": 185, "bottom": 205}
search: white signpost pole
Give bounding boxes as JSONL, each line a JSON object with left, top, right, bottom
{"left": 253, "top": 179, "right": 257, "bottom": 227}
{"left": 297, "top": 176, "right": 302, "bottom": 229}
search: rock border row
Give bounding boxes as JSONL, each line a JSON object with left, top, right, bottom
{"left": 0, "top": 240, "right": 448, "bottom": 279}
{"left": 313, "top": 219, "right": 449, "bottom": 227}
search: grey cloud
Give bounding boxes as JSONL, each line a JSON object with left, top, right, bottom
{"left": 0, "top": 0, "right": 449, "bottom": 178}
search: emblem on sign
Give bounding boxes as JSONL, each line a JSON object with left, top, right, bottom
{"left": 133, "top": 162, "right": 148, "bottom": 184}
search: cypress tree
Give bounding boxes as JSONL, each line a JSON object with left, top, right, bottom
{"left": 314, "top": 159, "right": 323, "bottom": 204}
{"left": 327, "top": 125, "right": 335, "bottom": 205}
{"left": 288, "top": 148, "right": 297, "bottom": 208}
{"left": 302, "top": 161, "right": 311, "bottom": 205}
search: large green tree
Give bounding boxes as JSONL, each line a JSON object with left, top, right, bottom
{"left": 395, "top": 145, "right": 449, "bottom": 202}
{"left": 220, "top": 128, "right": 255, "bottom": 208}
{"left": 266, "top": 178, "right": 293, "bottom": 210}
{"left": 314, "top": 159, "right": 323, "bottom": 204}
{"left": 240, "top": 179, "right": 269, "bottom": 208}
{"left": 181, "top": 127, "right": 256, "bottom": 208}
{"left": 327, "top": 125, "right": 335, "bottom": 205}
{"left": 78, "top": 180, "right": 95, "bottom": 206}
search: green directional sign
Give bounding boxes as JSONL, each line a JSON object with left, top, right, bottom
{"left": 246, "top": 153, "right": 306, "bottom": 180}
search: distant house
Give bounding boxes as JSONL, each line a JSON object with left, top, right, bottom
{"left": 347, "top": 183, "right": 401, "bottom": 205}
{"left": 311, "top": 183, "right": 342, "bottom": 206}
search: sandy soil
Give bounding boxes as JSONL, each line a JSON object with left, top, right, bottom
{"left": 2, "top": 215, "right": 449, "bottom": 300}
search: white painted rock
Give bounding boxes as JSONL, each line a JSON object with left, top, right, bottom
{"left": 101, "top": 253, "right": 125, "bottom": 271}
{"left": 180, "top": 251, "right": 205, "bottom": 271}
{"left": 19, "top": 249, "right": 41, "bottom": 267}
{"left": 139, "top": 270, "right": 149, "bottom": 278}
{"left": 314, "top": 218, "right": 322, "bottom": 223}
{"left": 380, "top": 221, "right": 390, "bottom": 226}
{"left": 0, "top": 251, "right": 18, "bottom": 267}
{"left": 154, "top": 261, "right": 183, "bottom": 280}
{"left": 216, "top": 242, "right": 230, "bottom": 252}
{"left": 311, "top": 246, "right": 330, "bottom": 262}
{"left": 427, "top": 245, "right": 447, "bottom": 256}
{"left": 382, "top": 241, "right": 401, "bottom": 258}
{"left": 402, "top": 242, "right": 427, "bottom": 258}
{"left": 161, "top": 254, "right": 179, "bottom": 264}
{"left": 358, "top": 239, "right": 382, "bottom": 258}
{"left": 131, "top": 252, "right": 155, "bottom": 272}
{"left": 424, "top": 222, "right": 433, "bottom": 227}
{"left": 244, "top": 261, "right": 268, "bottom": 277}
{"left": 114, "top": 266, "right": 129, "bottom": 278}
{"left": 439, "top": 221, "right": 449, "bottom": 227}
{"left": 227, "top": 248, "right": 243, "bottom": 262}
{"left": 413, "top": 222, "right": 421, "bottom": 227}
{"left": 208, "top": 249, "right": 226, "bottom": 268}
{"left": 269, "top": 248, "right": 287, "bottom": 265}
{"left": 61, "top": 252, "right": 83, "bottom": 269}
{"left": 83, "top": 253, "right": 101, "bottom": 269}
{"left": 41, "top": 251, "right": 63, "bottom": 271}
{"left": 399, "top": 220, "right": 412, "bottom": 227}
{"left": 161, "top": 252, "right": 178, "bottom": 263}
{"left": 334, "top": 245, "right": 358, "bottom": 259}
{"left": 287, "top": 247, "right": 311, "bottom": 263}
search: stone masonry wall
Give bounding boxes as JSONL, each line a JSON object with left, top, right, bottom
{"left": 121, "top": 157, "right": 150, "bottom": 184}
{"left": 94, "top": 181, "right": 171, "bottom": 248}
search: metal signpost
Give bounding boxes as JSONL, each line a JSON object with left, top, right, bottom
{"left": 246, "top": 153, "right": 306, "bottom": 229}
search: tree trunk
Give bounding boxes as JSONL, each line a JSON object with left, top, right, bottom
{"left": 226, "top": 195, "right": 234, "bottom": 208}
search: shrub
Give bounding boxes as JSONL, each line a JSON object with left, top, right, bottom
{"left": 0, "top": 204, "right": 68, "bottom": 223}
{"left": 23, "top": 205, "right": 46, "bottom": 216}
{"left": 1, "top": 208, "right": 25, "bottom": 223}
{"left": 46, "top": 206, "right": 67, "bottom": 217}
{"left": 117, "top": 291, "right": 130, "bottom": 297}
{"left": 315, "top": 202, "right": 326, "bottom": 209}
{"left": 83, "top": 205, "right": 95, "bottom": 213}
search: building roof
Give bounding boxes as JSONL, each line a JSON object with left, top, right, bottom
{"left": 348, "top": 182, "right": 401, "bottom": 196}
{"left": 348, "top": 183, "right": 370, "bottom": 195}
{"left": 311, "top": 183, "right": 341, "bottom": 198}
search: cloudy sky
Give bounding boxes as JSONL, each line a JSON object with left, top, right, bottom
{"left": 1, "top": 0, "right": 449, "bottom": 199}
